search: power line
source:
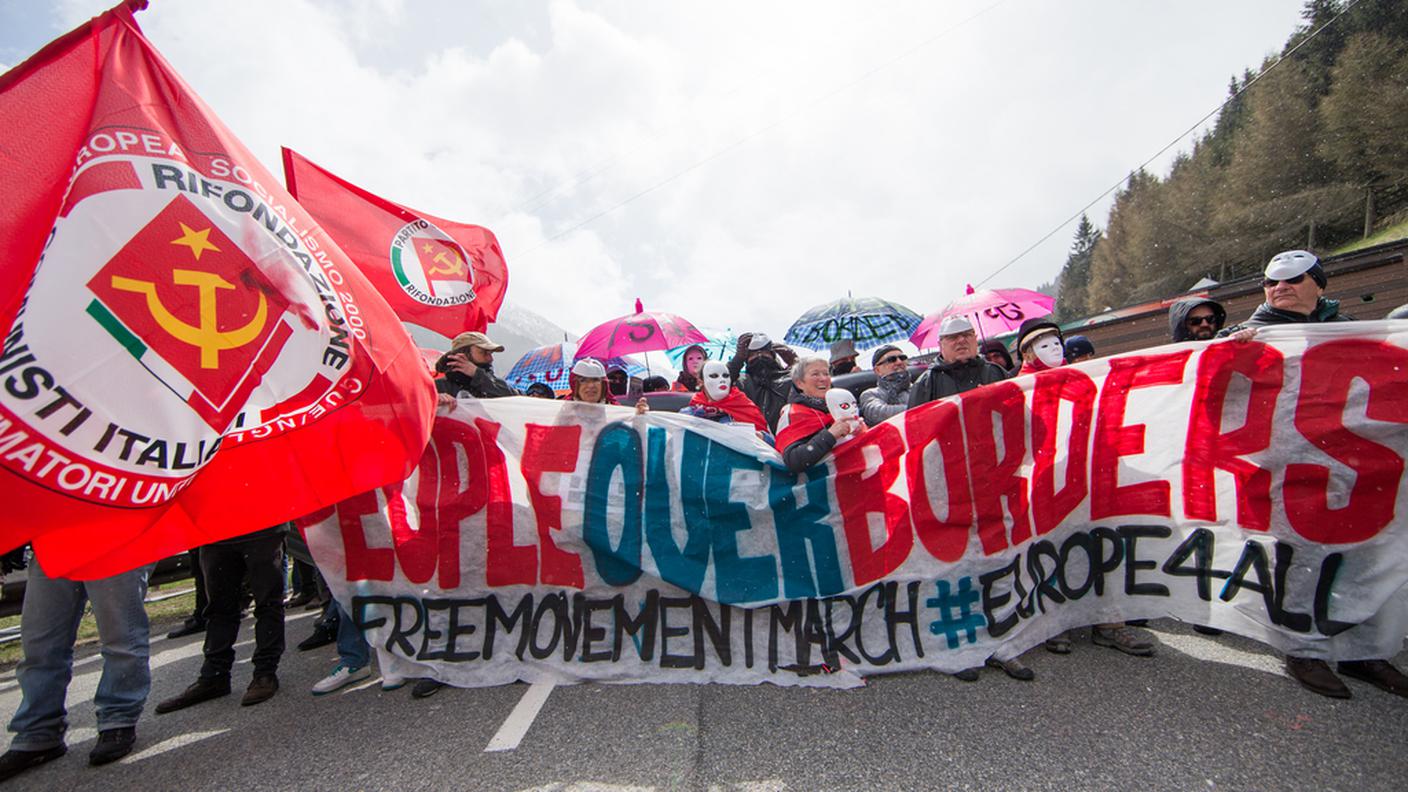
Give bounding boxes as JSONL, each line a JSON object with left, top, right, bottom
{"left": 512, "top": 0, "right": 1009, "bottom": 259}
{"left": 974, "top": 0, "right": 1363, "bottom": 289}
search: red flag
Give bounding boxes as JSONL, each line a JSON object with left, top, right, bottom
{"left": 282, "top": 148, "right": 509, "bottom": 339}
{"left": 0, "top": 2, "right": 435, "bottom": 578}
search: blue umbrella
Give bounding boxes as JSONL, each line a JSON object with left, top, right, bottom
{"left": 665, "top": 327, "right": 738, "bottom": 366}
{"left": 783, "top": 296, "right": 922, "bottom": 351}
{"left": 505, "top": 342, "right": 646, "bottom": 395}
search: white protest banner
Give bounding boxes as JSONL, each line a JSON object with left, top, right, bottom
{"left": 305, "top": 323, "right": 1408, "bottom": 688}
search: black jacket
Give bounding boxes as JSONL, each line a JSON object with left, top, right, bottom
{"left": 1219, "top": 297, "right": 1350, "bottom": 335}
{"left": 1168, "top": 297, "right": 1227, "bottom": 342}
{"left": 436, "top": 364, "right": 516, "bottom": 398}
{"left": 906, "top": 356, "right": 1008, "bottom": 408}
{"left": 728, "top": 357, "right": 794, "bottom": 432}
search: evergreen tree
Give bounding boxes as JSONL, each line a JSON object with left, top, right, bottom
{"left": 1052, "top": 214, "right": 1099, "bottom": 321}
{"left": 1318, "top": 32, "right": 1408, "bottom": 190}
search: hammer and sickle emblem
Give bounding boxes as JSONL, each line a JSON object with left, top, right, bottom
{"left": 110, "top": 269, "right": 268, "bottom": 369}
{"left": 423, "top": 243, "right": 466, "bottom": 277}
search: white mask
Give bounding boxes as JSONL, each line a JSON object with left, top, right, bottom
{"left": 825, "top": 388, "right": 858, "bottom": 421}
{"left": 1033, "top": 336, "right": 1065, "bottom": 368}
{"left": 701, "top": 361, "right": 731, "bottom": 401}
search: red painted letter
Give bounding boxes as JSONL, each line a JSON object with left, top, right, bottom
{"left": 1183, "top": 341, "right": 1282, "bottom": 531}
{"left": 1030, "top": 367, "right": 1096, "bottom": 536}
{"left": 522, "top": 424, "right": 585, "bottom": 588}
{"left": 1285, "top": 339, "right": 1408, "bottom": 544}
{"left": 961, "top": 381, "right": 1030, "bottom": 555}
{"left": 905, "top": 400, "right": 974, "bottom": 562}
{"left": 834, "top": 423, "right": 913, "bottom": 585}
{"left": 1091, "top": 350, "right": 1191, "bottom": 519}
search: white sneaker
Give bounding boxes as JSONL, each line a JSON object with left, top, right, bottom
{"left": 312, "top": 664, "right": 370, "bottom": 695}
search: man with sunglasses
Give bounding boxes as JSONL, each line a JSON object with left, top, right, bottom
{"left": 1220, "top": 249, "right": 1348, "bottom": 337}
{"left": 1168, "top": 297, "right": 1226, "bottom": 342}
{"left": 858, "top": 344, "right": 912, "bottom": 425}
{"left": 1222, "top": 251, "right": 1407, "bottom": 701}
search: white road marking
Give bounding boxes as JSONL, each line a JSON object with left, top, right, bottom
{"left": 119, "top": 729, "right": 228, "bottom": 763}
{"left": 485, "top": 682, "right": 556, "bottom": 753}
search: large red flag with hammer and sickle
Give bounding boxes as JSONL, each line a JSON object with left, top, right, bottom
{"left": 282, "top": 147, "right": 509, "bottom": 339}
{"left": 0, "top": 1, "right": 435, "bottom": 578}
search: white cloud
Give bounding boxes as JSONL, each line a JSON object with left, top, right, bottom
{"left": 40, "top": 0, "right": 1307, "bottom": 345}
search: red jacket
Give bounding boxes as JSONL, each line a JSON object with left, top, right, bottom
{"left": 774, "top": 400, "right": 834, "bottom": 452}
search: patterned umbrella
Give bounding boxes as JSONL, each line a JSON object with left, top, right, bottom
{"left": 505, "top": 342, "right": 646, "bottom": 395}
{"left": 575, "top": 300, "right": 709, "bottom": 361}
{"left": 783, "top": 296, "right": 922, "bottom": 351}
{"left": 911, "top": 285, "right": 1054, "bottom": 349}
{"left": 666, "top": 327, "right": 738, "bottom": 366}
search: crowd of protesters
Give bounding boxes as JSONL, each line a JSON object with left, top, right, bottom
{"left": 2, "top": 249, "right": 1405, "bottom": 782}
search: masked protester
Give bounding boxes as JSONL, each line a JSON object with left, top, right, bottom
{"left": 728, "top": 332, "right": 797, "bottom": 432}
{"left": 434, "top": 332, "right": 516, "bottom": 399}
{"left": 672, "top": 345, "right": 707, "bottom": 392}
{"left": 524, "top": 382, "right": 557, "bottom": 399}
{"left": 774, "top": 357, "right": 862, "bottom": 473}
{"left": 1168, "top": 298, "right": 1226, "bottom": 342}
{"left": 907, "top": 317, "right": 1007, "bottom": 408}
{"left": 680, "top": 361, "right": 768, "bottom": 433}
{"left": 829, "top": 339, "right": 858, "bottom": 375}
{"left": 858, "top": 344, "right": 911, "bottom": 425}
{"left": 1015, "top": 319, "right": 1066, "bottom": 375}
{"left": 605, "top": 367, "right": 630, "bottom": 398}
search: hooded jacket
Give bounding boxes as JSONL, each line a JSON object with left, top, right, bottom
{"left": 1168, "top": 297, "right": 1228, "bottom": 342}
{"left": 1220, "top": 297, "right": 1350, "bottom": 335}
{"left": 978, "top": 339, "right": 1014, "bottom": 372}
{"left": 906, "top": 356, "right": 1008, "bottom": 408}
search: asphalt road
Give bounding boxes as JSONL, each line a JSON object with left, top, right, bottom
{"left": 0, "top": 609, "right": 1404, "bottom": 791}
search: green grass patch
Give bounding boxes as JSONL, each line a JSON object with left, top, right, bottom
{"left": 1329, "top": 217, "right": 1408, "bottom": 255}
{"left": 0, "top": 588, "right": 197, "bottom": 668}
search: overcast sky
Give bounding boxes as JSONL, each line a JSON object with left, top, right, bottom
{"left": 2, "top": 0, "right": 1307, "bottom": 342}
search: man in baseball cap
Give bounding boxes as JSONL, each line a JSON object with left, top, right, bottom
{"left": 435, "top": 331, "right": 515, "bottom": 399}
{"left": 907, "top": 315, "right": 1006, "bottom": 410}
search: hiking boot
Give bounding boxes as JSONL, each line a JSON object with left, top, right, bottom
{"left": 0, "top": 744, "right": 66, "bottom": 781}
{"left": 88, "top": 727, "right": 135, "bottom": 766}
{"left": 1338, "top": 659, "right": 1408, "bottom": 698}
{"left": 1286, "top": 657, "right": 1350, "bottom": 699}
{"left": 1091, "top": 625, "right": 1156, "bottom": 657}
{"left": 155, "top": 676, "right": 231, "bottom": 714}
{"left": 165, "top": 618, "right": 206, "bottom": 639}
{"left": 412, "top": 678, "right": 447, "bottom": 698}
{"left": 951, "top": 667, "right": 980, "bottom": 682}
{"left": 1044, "top": 633, "right": 1072, "bottom": 654}
{"left": 297, "top": 623, "right": 336, "bottom": 651}
{"left": 312, "top": 664, "right": 371, "bottom": 696}
{"left": 241, "top": 675, "right": 279, "bottom": 706}
{"left": 986, "top": 656, "right": 1036, "bottom": 681}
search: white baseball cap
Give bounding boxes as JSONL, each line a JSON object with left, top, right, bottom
{"left": 571, "top": 358, "right": 607, "bottom": 378}
{"left": 939, "top": 315, "right": 974, "bottom": 336}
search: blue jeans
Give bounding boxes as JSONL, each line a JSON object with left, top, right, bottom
{"left": 9, "top": 555, "right": 153, "bottom": 750}
{"left": 333, "top": 599, "right": 369, "bottom": 670}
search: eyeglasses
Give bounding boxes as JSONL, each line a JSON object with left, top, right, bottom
{"left": 1185, "top": 315, "right": 1217, "bottom": 326}
{"left": 1262, "top": 273, "right": 1306, "bottom": 288}
{"left": 877, "top": 354, "right": 908, "bottom": 366}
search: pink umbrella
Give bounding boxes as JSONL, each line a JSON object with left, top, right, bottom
{"left": 911, "top": 284, "right": 1055, "bottom": 348}
{"left": 575, "top": 299, "right": 709, "bottom": 361}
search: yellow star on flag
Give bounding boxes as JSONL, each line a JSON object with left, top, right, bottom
{"left": 170, "top": 222, "right": 221, "bottom": 261}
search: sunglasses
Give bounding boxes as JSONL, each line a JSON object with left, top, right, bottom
{"left": 1262, "top": 273, "right": 1306, "bottom": 288}
{"left": 1185, "top": 315, "right": 1217, "bottom": 326}
{"left": 877, "top": 354, "right": 908, "bottom": 366}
